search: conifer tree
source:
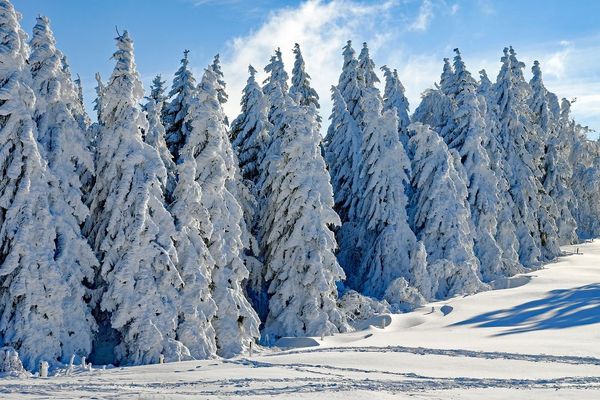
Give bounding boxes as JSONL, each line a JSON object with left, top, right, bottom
{"left": 323, "top": 87, "right": 362, "bottom": 282}
{"left": 0, "top": 1, "right": 97, "bottom": 371}
{"left": 149, "top": 74, "right": 167, "bottom": 103}
{"left": 187, "top": 68, "right": 259, "bottom": 356}
{"left": 260, "top": 89, "right": 347, "bottom": 338}
{"left": 144, "top": 97, "right": 176, "bottom": 199}
{"left": 477, "top": 68, "right": 522, "bottom": 276}
{"left": 211, "top": 53, "right": 228, "bottom": 106}
{"left": 263, "top": 48, "right": 289, "bottom": 126}
{"left": 230, "top": 65, "right": 271, "bottom": 320}
{"left": 381, "top": 66, "right": 410, "bottom": 146}
{"left": 357, "top": 42, "right": 379, "bottom": 89}
{"left": 408, "top": 123, "right": 484, "bottom": 298}
{"left": 324, "top": 86, "right": 361, "bottom": 224}
{"left": 169, "top": 128, "right": 218, "bottom": 360}
{"left": 337, "top": 40, "right": 362, "bottom": 121}
{"left": 85, "top": 31, "right": 187, "bottom": 365}
{"left": 444, "top": 49, "right": 504, "bottom": 281}
{"left": 354, "top": 88, "right": 429, "bottom": 303}
{"left": 164, "top": 50, "right": 196, "bottom": 161}
{"left": 289, "top": 43, "right": 320, "bottom": 113}
{"left": 493, "top": 48, "right": 560, "bottom": 266}
{"left": 231, "top": 65, "right": 271, "bottom": 184}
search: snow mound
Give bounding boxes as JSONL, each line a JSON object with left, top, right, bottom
{"left": 352, "top": 314, "right": 393, "bottom": 330}
{"left": 274, "top": 337, "right": 320, "bottom": 349}
{"left": 490, "top": 275, "right": 532, "bottom": 290}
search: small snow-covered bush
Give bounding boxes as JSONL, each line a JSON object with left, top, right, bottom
{"left": 384, "top": 278, "right": 427, "bottom": 313}
{"left": 339, "top": 290, "right": 390, "bottom": 322}
{"left": 0, "top": 347, "right": 28, "bottom": 377}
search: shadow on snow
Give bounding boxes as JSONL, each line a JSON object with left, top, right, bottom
{"left": 452, "top": 283, "right": 600, "bottom": 335}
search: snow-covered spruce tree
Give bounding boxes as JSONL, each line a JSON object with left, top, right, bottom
{"left": 144, "top": 97, "right": 176, "bottom": 200}
{"left": 337, "top": 40, "right": 363, "bottom": 121}
{"left": 323, "top": 86, "right": 362, "bottom": 282}
{"left": 187, "top": 67, "right": 259, "bottom": 356}
{"left": 442, "top": 49, "right": 504, "bottom": 281}
{"left": 408, "top": 123, "right": 484, "bottom": 299}
{"left": 93, "top": 72, "right": 105, "bottom": 123}
{"left": 544, "top": 129, "right": 578, "bottom": 245}
{"left": 353, "top": 88, "right": 429, "bottom": 305}
{"left": 73, "top": 74, "right": 90, "bottom": 127}
{"left": 149, "top": 74, "right": 167, "bottom": 103}
{"left": 0, "top": 1, "right": 96, "bottom": 371}
{"left": 29, "top": 12, "right": 100, "bottom": 350}
{"left": 439, "top": 57, "right": 455, "bottom": 96}
{"left": 163, "top": 49, "right": 196, "bottom": 161}
{"left": 529, "top": 60, "right": 555, "bottom": 138}
{"left": 211, "top": 53, "right": 228, "bottom": 107}
{"left": 494, "top": 48, "right": 560, "bottom": 264}
{"left": 263, "top": 48, "right": 289, "bottom": 126}
{"left": 563, "top": 98, "right": 599, "bottom": 239}
{"left": 211, "top": 53, "right": 229, "bottom": 126}
{"left": 231, "top": 65, "right": 271, "bottom": 185}
{"left": 290, "top": 43, "right": 320, "bottom": 117}
{"left": 381, "top": 66, "right": 410, "bottom": 147}
{"left": 477, "top": 68, "right": 522, "bottom": 276}
{"left": 412, "top": 88, "right": 454, "bottom": 136}
{"left": 85, "top": 31, "right": 187, "bottom": 365}
{"left": 229, "top": 65, "right": 271, "bottom": 321}
{"left": 260, "top": 87, "right": 347, "bottom": 339}
{"left": 169, "top": 131, "right": 218, "bottom": 360}
{"left": 357, "top": 42, "right": 379, "bottom": 89}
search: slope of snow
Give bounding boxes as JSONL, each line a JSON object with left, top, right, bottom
{"left": 2, "top": 242, "right": 600, "bottom": 399}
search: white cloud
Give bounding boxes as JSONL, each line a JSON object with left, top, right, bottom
{"left": 450, "top": 3, "right": 460, "bottom": 15}
{"left": 220, "top": 0, "right": 405, "bottom": 133}
{"left": 409, "top": 0, "right": 434, "bottom": 32}
{"left": 215, "top": 0, "right": 600, "bottom": 136}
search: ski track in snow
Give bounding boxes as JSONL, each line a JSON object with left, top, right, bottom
{"left": 267, "top": 345, "right": 600, "bottom": 367}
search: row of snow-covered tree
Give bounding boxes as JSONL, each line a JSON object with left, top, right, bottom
{"left": 0, "top": 0, "right": 599, "bottom": 372}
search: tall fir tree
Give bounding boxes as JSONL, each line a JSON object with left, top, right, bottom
{"left": 353, "top": 88, "right": 429, "bottom": 304}
{"left": 260, "top": 89, "right": 347, "bottom": 339}
{"left": 163, "top": 50, "right": 196, "bottom": 161}
{"left": 408, "top": 123, "right": 484, "bottom": 299}
{"left": 187, "top": 68, "right": 259, "bottom": 357}
{"left": 85, "top": 31, "right": 187, "bottom": 365}
{"left": 477, "top": 68, "right": 522, "bottom": 276}
{"left": 144, "top": 96, "right": 176, "bottom": 200}
{"left": 443, "top": 49, "right": 504, "bottom": 281}
{"left": 263, "top": 48, "right": 289, "bottom": 127}
{"left": 289, "top": 43, "right": 319, "bottom": 111}
{"left": 211, "top": 53, "right": 229, "bottom": 125}
{"left": 0, "top": 1, "right": 97, "bottom": 371}
{"left": 230, "top": 65, "right": 271, "bottom": 321}
{"left": 337, "top": 40, "right": 362, "bottom": 121}
{"left": 357, "top": 42, "right": 379, "bottom": 89}
{"left": 381, "top": 65, "right": 411, "bottom": 147}
{"left": 169, "top": 126, "right": 218, "bottom": 360}
{"left": 149, "top": 74, "right": 167, "bottom": 103}
{"left": 493, "top": 48, "right": 544, "bottom": 267}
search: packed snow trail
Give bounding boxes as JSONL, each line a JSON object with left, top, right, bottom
{"left": 1, "top": 241, "right": 600, "bottom": 399}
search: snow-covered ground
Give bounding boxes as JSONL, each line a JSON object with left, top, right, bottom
{"left": 2, "top": 241, "right": 600, "bottom": 399}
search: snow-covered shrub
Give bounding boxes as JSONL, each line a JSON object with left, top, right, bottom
{"left": 0, "top": 347, "right": 28, "bottom": 377}
{"left": 338, "top": 290, "right": 390, "bottom": 322}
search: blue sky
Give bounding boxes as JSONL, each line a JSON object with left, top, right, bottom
{"left": 13, "top": 0, "right": 600, "bottom": 137}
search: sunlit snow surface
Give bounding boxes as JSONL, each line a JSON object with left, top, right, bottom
{"left": 2, "top": 242, "right": 600, "bottom": 399}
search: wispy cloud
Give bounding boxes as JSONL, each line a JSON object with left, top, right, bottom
{"left": 213, "top": 0, "right": 599, "bottom": 136}
{"left": 409, "top": 0, "right": 434, "bottom": 32}
{"left": 219, "top": 0, "right": 401, "bottom": 130}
